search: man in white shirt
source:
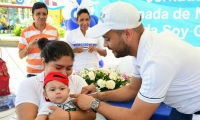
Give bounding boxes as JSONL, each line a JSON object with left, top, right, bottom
{"left": 71, "top": 1, "right": 200, "bottom": 120}
{"left": 8, "top": 18, "right": 14, "bottom": 33}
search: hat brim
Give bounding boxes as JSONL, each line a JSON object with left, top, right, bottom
{"left": 86, "top": 23, "right": 110, "bottom": 38}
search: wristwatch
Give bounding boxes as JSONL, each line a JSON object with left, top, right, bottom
{"left": 90, "top": 98, "right": 101, "bottom": 112}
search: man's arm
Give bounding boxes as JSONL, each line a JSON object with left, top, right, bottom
{"left": 48, "top": 106, "right": 96, "bottom": 120}
{"left": 18, "top": 39, "right": 38, "bottom": 59}
{"left": 95, "top": 76, "right": 141, "bottom": 102}
{"left": 72, "top": 94, "right": 160, "bottom": 120}
{"left": 18, "top": 47, "right": 30, "bottom": 59}
{"left": 71, "top": 77, "right": 150, "bottom": 119}
{"left": 16, "top": 103, "right": 38, "bottom": 120}
{"left": 97, "top": 97, "right": 160, "bottom": 120}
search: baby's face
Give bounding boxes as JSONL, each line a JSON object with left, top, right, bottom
{"left": 44, "top": 80, "right": 69, "bottom": 104}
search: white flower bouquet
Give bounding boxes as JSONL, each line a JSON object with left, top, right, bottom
{"left": 75, "top": 68, "right": 131, "bottom": 92}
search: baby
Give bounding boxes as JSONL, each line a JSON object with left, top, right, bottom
{"left": 35, "top": 72, "right": 78, "bottom": 120}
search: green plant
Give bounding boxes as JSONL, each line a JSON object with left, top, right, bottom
{"left": 20, "top": 18, "right": 34, "bottom": 29}
{"left": 0, "top": 7, "right": 7, "bottom": 14}
{"left": 55, "top": 25, "right": 66, "bottom": 38}
{"left": 13, "top": 24, "right": 23, "bottom": 36}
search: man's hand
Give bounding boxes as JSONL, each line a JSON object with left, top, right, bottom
{"left": 48, "top": 106, "right": 68, "bottom": 120}
{"left": 73, "top": 47, "right": 84, "bottom": 53}
{"left": 88, "top": 46, "right": 97, "bottom": 53}
{"left": 18, "top": 39, "right": 39, "bottom": 59}
{"left": 71, "top": 94, "right": 94, "bottom": 111}
{"left": 81, "top": 84, "right": 97, "bottom": 94}
{"left": 27, "top": 39, "right": 38, "bottom": 50}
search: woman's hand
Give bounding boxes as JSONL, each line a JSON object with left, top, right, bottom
{"left": 73, "top": 47, "right": 84, "bottom": 53}
{"left": 48, "top": 106, "right": 68, "bottom": 120}
{"left": 48, "top": 105, "right": 96, "bottom": 120}
{"left": 88, "top": 46, "right": 97, "bottom": 53}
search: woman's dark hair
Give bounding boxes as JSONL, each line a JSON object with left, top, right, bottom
{"left": 37, "top": 38, "right": 74, "bottom": 63}
{"left": 32, "top": 2, "right": 48, "bottom": 14}
{"left": 77, "top": 8, "right": 90, "bottom": 19}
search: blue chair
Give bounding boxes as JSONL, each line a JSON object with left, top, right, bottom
{"left": 0, "top": 24, "right": 2, "bottom": 30}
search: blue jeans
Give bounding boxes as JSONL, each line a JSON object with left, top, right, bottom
{"left": 27, "top": 74, "right": 36, "bottom": 78}
{"left": 168, "top": 108, "right": 192, "bottom": 120}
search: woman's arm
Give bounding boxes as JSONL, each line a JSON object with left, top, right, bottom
{"left": 35, "top": 115, "right": 48, "bottom": 120}
{"left": 70, "top": 110, "right": 96, "bottom": 120}
{"left": 87, "top": 46, "right": 107, "bottom": 57}
{"left": 96, "top": 48, "right": 107, "bottom": 57}
{"left": 16, "top": 100, "right": 95, "bottom": 120}
{"left": 95, "top": 37, "right": 107, "bottom": 57}
{"left": 48, "top": 106, "right": 96, "bottom": 120}
{"left": 16, "top": 103, "right": 38, "bottom": 120}
{"left": 15, "top": 76, "right": 42, "bottom": 120}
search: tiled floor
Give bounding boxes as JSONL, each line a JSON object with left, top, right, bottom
{"left": 10, "top": 115, "right": 17, "bottom": 120}
{"left": 9, "top": 115, "right": 17, "bottom": 120}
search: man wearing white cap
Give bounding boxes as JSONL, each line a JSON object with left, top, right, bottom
{"left": 71, "top": 1, "right": 200, "bottom": 120}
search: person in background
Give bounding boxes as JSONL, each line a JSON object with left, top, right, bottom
{"left": 65, "top": 8, "right": 107, "bottom": 72}
{"left": 71, "top": 1, "right": 200, "bottom": 120}
{"left": 35, "top": 72, "right": 79, "bottom": 120}
{"left": 16, "top": 38, "right": 95, "bottom": 120}
{"left": 0, "top": 15, "right": 6, "bottom": 24}
{"left": 18, "top": 2, "right": 59, "bottom": 78}
{"left": 8, "top": 18, "right": 14, "bottom": 33}
{"left": 1, "top": 15, "right": 8, "bottom": 33}
{"left": 0, "top": 21, "right": 7, "bottom": 32}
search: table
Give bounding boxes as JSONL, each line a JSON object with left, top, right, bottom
{"left": 0, "top": 108, "right": 15, "bottom": 120}
{"left": 107, "top": 99, "right": 172, "bottom": 120}
{"left": 0, "top": 93, "right": 16, "bottom": 120}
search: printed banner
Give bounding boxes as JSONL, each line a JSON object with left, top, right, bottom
{"left": 95, "top": 0, "right": 200, "bottom": 47}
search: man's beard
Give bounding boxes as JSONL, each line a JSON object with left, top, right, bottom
{"left": 114, "top": 37, "right": 130, "bottom": 58}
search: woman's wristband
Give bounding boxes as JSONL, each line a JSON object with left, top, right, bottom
{"left": 67, "top": 111, "right": 71, "bottom": 120}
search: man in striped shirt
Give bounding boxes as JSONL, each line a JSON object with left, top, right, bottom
{"left": 18, "top": 2, "right": 59, "bottom": 77}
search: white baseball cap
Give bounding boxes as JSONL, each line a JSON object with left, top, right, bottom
{"left": 86, "top": 1, "right": 141, "bottom": 38}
